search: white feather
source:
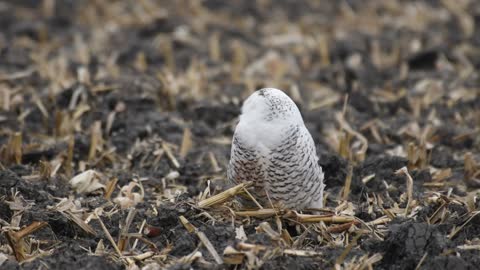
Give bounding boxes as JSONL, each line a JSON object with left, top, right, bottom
{"left": 236, "top": 88, "right": 303, "bottom": 151}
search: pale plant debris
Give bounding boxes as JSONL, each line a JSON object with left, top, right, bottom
{"left": 179, "top": 128, "right": 192, "bottom": 159}
{"left": 69, "top": 169, "right": 106, "bottom": 194}
{"left": 47, "top": 197, "right": 97, "bottom": 235}
{"left": 113, "top": 181, "right": 145, "bottom": 209}
{"left": 4, "top": 221, "right": 49, "bottom": 262}
{"left": 117, "top": 208, "right": 137, "bottom": 252}
{"left": 197, "top": 181, "right": 252, "bottom": 208}
{"left": 395, "top": 167, "right": 415, "bottom": 215}
{"left": 179, "top": 215, "right": 223, "bottom": 264}
{"left": 0, "top": 0, "right": 479, "bottom": 269}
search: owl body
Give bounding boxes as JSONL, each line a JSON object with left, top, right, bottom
{"left": 227, "top": 88, "right": 325, "bottom": 210}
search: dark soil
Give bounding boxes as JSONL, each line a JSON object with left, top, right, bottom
{"left": 0, "top": 0, "right": 479, "bottom": 269}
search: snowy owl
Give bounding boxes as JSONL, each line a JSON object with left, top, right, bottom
{"left": 227, "top": 88, "right": 325, "bottom": 210}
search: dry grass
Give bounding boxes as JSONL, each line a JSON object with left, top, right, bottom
{"left": 0, "top": 0, "right": 478, "bottom": 269}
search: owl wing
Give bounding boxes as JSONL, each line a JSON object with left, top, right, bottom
{"left": 264, "top": 124, "right": 325, "bottom": 209}
{"left": 227, "top": 133, "right": 268, "bottom": 195}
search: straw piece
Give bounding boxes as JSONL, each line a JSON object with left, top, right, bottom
{"left": 395, "top": 167, "right": 414, "bottom": 215}
{"left": 198, "top": 181, "right": 252, "bottom": 208}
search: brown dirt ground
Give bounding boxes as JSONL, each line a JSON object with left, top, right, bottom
{"left": 0, "top": 0, "right": 480, "bottom": 269}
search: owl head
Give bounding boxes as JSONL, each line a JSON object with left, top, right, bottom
{"left": 240, "top": 88, "right": 303, "bottom": 123}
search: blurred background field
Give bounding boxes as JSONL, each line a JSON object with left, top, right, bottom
{"left": 0, "top": 1, "right": 479, "bottom": 269}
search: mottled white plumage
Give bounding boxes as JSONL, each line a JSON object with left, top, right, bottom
{"left": 228, "top": 88, "right": 325, "bottom": 210}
